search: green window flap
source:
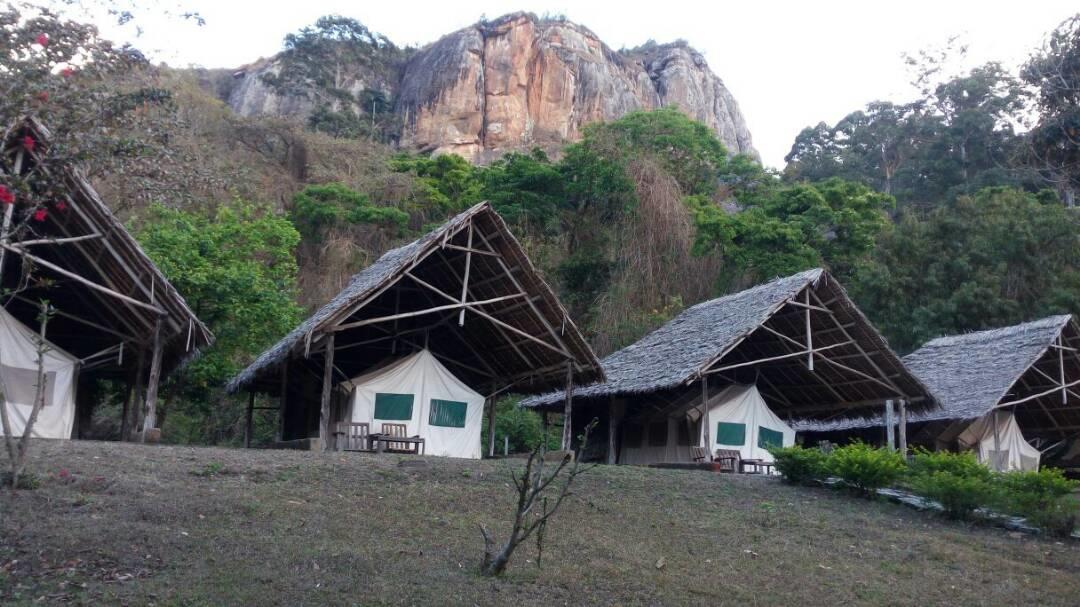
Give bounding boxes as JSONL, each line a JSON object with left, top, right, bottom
{"left": 374, "top": 393, "right": 414, "bottom": 420}
{"left": 429, "top": 399, "right": 467, "bottom": 428}
{"left": 716, "top": 422, "right": 746, "bottom": 446}
{"left": 758, "top": 427, "right": 784, "bottom": 450}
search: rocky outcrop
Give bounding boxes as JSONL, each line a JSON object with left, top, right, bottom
{"left": 224, "top": 13, "right": 756, "bottom": 161}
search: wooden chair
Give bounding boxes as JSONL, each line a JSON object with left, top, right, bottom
{"left": 714, "top": 448, "right": 741, "bottom": 473}
{"left": 381, "top": 423, "right": 412, "bottom": 453}
{"left": 335, "top": 422, "right": 371, "bottom": 452}
{"left": 690, "top": 446, "right": 708, "bottom": 463}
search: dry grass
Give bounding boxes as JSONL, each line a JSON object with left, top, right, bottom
{"left": 2, "top": 440, "right": 1079, "bottom": 606}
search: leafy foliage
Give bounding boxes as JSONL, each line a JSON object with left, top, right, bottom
{"left": 290, "top": 182, "right": 407, "bottom": 240}
{"left": 481, "top": 398, "right": 560, "bottom": 454}
{"left": 135, "top": 201, "right": 303, "bottom": 442}
{"left": 848, "top": 187, "right": 1080, "bottom": 351}
{"left": 907, "top": 450, "right": 996, "bottom": 520}
{"left": 768, "top": 445, "right": 828, "bottom": 485}
{"left": 826, "top": 442, "right": 907, "bottom": 496}
{"left": 996, "top": 468, "right": 1079, "bottom": 537}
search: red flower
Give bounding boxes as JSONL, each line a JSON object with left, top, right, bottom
{"left": 32, "top": 208, "right": 47, "bottom": 222}
{"left": 0, "top": 186, "right": 14, "bottom": 205}
{"left": 55, "top": 200, "right": 67, "bottom": 212}
{"left": 61, "top": 67, "right": 74, "bottom": 78}
{"left": 22, "top": 135, "right": 34, "bottom": 152}
{"left": 36, "top": 91, "right": 48, "bottom": 103}
{"left": 36, "top": 33, "right": 48, "bottom": 47}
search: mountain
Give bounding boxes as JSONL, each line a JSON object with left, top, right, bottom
{"left": 218, "top": 12, "right": 756, "bottom": 162}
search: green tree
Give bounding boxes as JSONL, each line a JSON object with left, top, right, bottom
{"left": 1022, "top": 14, "right": 1080, "bottom": 207}
{"left": 849, "top": 187, "right": 1080, "bottom": 351}
{"left": 136, "top": 201, "right": 304, "bottom": 442}
{"left": 290, "top": 182, "right": 408, "bottom": 241}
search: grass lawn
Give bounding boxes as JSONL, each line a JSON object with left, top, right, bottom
{"left": 2, "top": 440, "right": 1079, "bottom": 605}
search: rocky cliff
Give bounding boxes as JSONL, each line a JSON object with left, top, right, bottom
{"left": 224, "top": 13, "right": 755, "bottom": 161}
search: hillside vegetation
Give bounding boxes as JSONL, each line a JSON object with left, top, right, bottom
{"left": 2, "top": 440, "right": 1079, "bottom": 605}
{"left": 2, "top": 6, "right": 1079, "bottom": 448}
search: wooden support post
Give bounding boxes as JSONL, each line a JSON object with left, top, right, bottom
{"left": 884, "top": 399, "right": 895, "bottom": 451}
{"left": 991, "top": 408, "right": 1002, "bottom": 471}
{"left": 607, "top": 398, "right": 619, "bottom": 465}
{"left": 487, "top": 397, "right": 497, "bottom": 458}
{"left": 277, "top": 362, "right": 288, "bottom": 442}
{"left": 119, "top": 376, "right": 134, "bottom": 442}
{"left": 1060, "top": 334, "right": 1068, "bottom": 405}
{"left": 561, "top": 361, "right": 574, "bottom": 451}
{"left": 898, "top": 399, "right": 908, "bottom": 456}
{"left": 140, "top": 318, "right": 163, "bottom": 442}
{"left": 245, "top": 390, "right": 255, "bottom": 448}
{"left": 804, "top": 289, "right": 814, "bottom": 371}
{"left": 701, "top": 377, "right": 711, "bottom": 452}
{"left": 319, "top": 333, "right": 335, "bottom": 453}
{"left": 458, "top": 222, "right": 473, "bottom": 326}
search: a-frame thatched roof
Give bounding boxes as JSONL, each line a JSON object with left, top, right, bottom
{"left": 524, "top": 269, "right": 934, "bottom": 422}
{"left": 228, "top": 202, "right": 603, "bottom": 395}
{"left": 0, "top": 118, "right": 212, "bottom": 377}
{"left": 799, "top": 315, "right": 1080, "bottom": 436}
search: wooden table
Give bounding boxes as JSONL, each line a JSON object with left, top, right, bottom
{"left": 369, "top": 434, "right": 426, "bottom": 455}
{"left": 740, "top": 459, "right": 776, "bottom": 475}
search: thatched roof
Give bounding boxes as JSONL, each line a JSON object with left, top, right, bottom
{"left": 228, "top": 202, "right": 603, "bottom": 394}
{"left": 799, "top": 314, "right": 1080, "bottom": 433}
{"left": 523, "top": 269, "right": 934, "bottom": 421}
{"left": 0, "top": 118, "right": 212, "bottom": 375}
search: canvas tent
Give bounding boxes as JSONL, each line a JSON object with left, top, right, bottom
{"left": 798, "top": 315, "right": 1080, "bottom": 471}
{"left": 618, "top": 384, "right": 794, "bottom": 465}
{"left": 346, "top": 350, "right": 484, "bottom": 459}
{"left": 228, "top": 202, "right": 603, "bottom": 453}
{"left": 0, "top": 119, "right": 211, "bottom": 441}
{"left": 0, "top": 306, "right": 78, "bottom": 438}
{"left": 524, "top": 269, "right": 934, "bottom": 465}
{"left": 957, "top": 411, "right": 1041, "bottom": 472}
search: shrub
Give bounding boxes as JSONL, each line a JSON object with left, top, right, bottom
{"left": 910, "top": 472, "right": 997, "bottom": 520}
{"left": 908, "top": 448, "right": 993, "bottom": 481}
{"left": 997, "top": 468, "right": 1079, "bottom": 538}
{"left": 827, "top": 442, "right": 906, "bottom": 497}
{"left": 907, "top": 450, "right": 997, "bottom": 520}
{"left": 769, "top": 445, "right": 828, "bottom": 485}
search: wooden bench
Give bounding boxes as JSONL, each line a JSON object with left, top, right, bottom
{"left": 690, "top": 446, "right": 709, "bottom": 462}
{"left": 714, "top": 448, "right": 741, "bottom": 473}
{"left": 380, "top": 423, "right": 422, "bottom": 454}
{"left": 334, "top": 422, "right": 372, "bottom": 452}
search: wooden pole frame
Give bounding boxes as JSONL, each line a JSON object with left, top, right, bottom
{"left": 561, "top": 360, "right": 574, "bottom": 451}
{"left": 701, "top": 376, "right": 711, "bottom": 455}
{"left": 319, "top": 333, "right": 335, "bottom": 452}
{"left": 139, "top": 317, "right": 163, "bottom": 441}
{"left": 884, "top": 399, "right": 895, "bottom": 451}
{"left": 245, "top": 390, "right": 255, "bottom": 448}
{"left": 898, "top": 399, "right": 908, "bottom": 455}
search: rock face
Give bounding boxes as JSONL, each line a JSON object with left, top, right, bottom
{"left": 225, "top": 13, "right": 756, "bottom": 161}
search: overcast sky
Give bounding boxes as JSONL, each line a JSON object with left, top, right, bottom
{"left": 86, "top": 0, "right": 1078, "bottom": 168}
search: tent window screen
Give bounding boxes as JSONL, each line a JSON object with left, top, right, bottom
{"left": 429, "top": 399, "right": 467, "bottom": 428}
{"left": 757, "top": 427, "right": 784, "bottom": 450}
{"left": 0, "top": 364, "right": 56, "bottom": 407}
{"left": 716, "top": 422, "right": 746, "bottom": 446}
{"left": 374, "top": 393, "right": 414, "bottom": 420}
{"left": 648, "top": 421, "right": 668, "bottom": 447}
{"left": 676, "top": 420, "right": 692, "bottom": 446}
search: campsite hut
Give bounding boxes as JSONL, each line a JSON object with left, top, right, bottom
{"left": 0, "top": 119, "right": 212, "bottom": 440}
{"left": 226, "top": 202, "right": 604, "bottom": 455}
{"left": 522, "top": 268, "right": 935, "bottom": 466}
{"left": 798, "top": 315, "right": 1080, "bottom": 472}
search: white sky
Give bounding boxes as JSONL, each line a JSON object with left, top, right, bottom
{"left": 84, "top": 0, "right": 1078, "bottom": 168}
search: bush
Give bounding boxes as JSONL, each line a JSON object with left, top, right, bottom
{"left": 827, "top": 442, "right": 906, "bottom": 497}
{"left": 997, "top": 468, "right": 1079, "bottom": 537}
{"left": 910, "top": 472, "right": 997, "bottom": 520}
{"left": 769, "top": 445, "right": 828, "bottom": 485}
{"left": 907, "top": 450, "right": 997, "bottom": 520}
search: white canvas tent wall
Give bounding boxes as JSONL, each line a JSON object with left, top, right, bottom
{"left": 618, "top": 384, "right": 794, "bottom": 465}
{"left": 0, "top": 306, "right": 78, "bottom": 439}
{"left": 704, "top": 384, "right": 795, "bottom": 463}
{"left": 957, "top": 411, "right": 1041, "bottom": 472}
{"left": 346, "top": 349, "right": 484, "bottom": 459}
